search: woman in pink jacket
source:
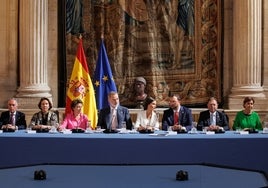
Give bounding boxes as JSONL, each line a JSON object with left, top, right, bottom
{"left": 58, "top": 99, "right": 89, "bottom": 131}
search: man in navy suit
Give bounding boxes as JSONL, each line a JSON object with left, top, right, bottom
{"left": 97, "top": 91, "right": 133, "bottom": 130}
{"left": 162, "top": 94, "right": 193, "bottom": 131}
{"left": 0, "top": 98, "right": 27, "bottom": 130}
{"left": 197, "top": 97, "right": 229, "bottom": 131}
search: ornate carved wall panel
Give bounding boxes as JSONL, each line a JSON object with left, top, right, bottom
{"left": 65, "top": 0, "right": 222, "bottom": 108}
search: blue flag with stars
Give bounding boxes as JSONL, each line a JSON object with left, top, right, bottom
{"left": 93, "top": 39, "right": 117, "bottom": 110}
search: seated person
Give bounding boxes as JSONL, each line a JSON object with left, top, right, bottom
{"left": 97, "top": 91, "right": 133, "bottom": 130}
{"left": 162, "top": 94, "right": 193, "bottom": 131}
{"left": 58, "top": 99, "right": 89, "bottom": 131}
{"left": 233, "top": 97, "right": 262, "bottom": 131}
{"left": 0, "top": 98, "right": 27, "bottom": 130}
{"left": 29, "top": 97, "right": 58, "bottom": 131}
{"left": 197, "top": 97, "right": 229, "bottom": 131}
{"left": 135, "top": 97, "right": 159, "bottom": 131}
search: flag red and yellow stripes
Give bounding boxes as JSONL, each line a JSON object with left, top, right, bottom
{"left": 65, "top": 39, "right": 98, "bottom": 128}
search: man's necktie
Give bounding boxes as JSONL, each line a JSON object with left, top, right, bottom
{"left": 111, "top": 108, "right": 117, "bottom": 129}
{"left": 210, "top": 113, "right": 216, "bottom": 125}
{"left": 174, "top": 111, "right": 179, "bottom": 125}
{"left": 10, "top": 112, "right": 15, "bottom": 125}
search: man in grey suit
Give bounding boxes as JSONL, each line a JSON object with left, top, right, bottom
{"left": 97, "top": 91, "right": 133, "bottom": 130}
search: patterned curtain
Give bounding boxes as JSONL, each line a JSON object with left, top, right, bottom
{"left": 65, "top": 0, "right": 222, "bottom": 108}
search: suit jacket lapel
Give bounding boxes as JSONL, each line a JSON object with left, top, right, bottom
{"left": 215, "top": 111, "right": 220, "bottom": 124}
{"left": 15, "top": 112, "right": 19, "bottom": 123}
{"left": 117, "top": 106, "right": 122, "bottom": 123}
{"left": 168, "top": 108, "right": 174, "bottom": 125}
{"left": 105, "top": 108, "right": 111, "bottom": 127}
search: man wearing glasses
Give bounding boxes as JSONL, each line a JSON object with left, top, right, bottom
{"left": 0, "top": 98, "right": 27, "bottom": 130}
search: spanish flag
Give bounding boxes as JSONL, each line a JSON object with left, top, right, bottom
{"left": 65, "top": 38, "right": 98, "bottom": 128}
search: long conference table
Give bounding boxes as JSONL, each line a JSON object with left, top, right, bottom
{"left": 0, "top": 130, "right": 268, "bottom": 175}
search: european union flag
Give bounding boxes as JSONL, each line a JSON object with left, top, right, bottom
{"left": 93, "top": 39, "right": 117, "bottom": 110}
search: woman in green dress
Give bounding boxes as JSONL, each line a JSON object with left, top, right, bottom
{"left": 233, "top": 97, "right": 262, "bottom": 131}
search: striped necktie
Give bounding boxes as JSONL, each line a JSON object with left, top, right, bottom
{"left": 10, "top": 112, "right": 15, "bottom": 125}
{"left": 111, "top": 108, "right": 117, "bottom": 129}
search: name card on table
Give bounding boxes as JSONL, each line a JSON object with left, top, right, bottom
{"left": 206, "top": 131, "right": 215, "bottom": 135}
{"left": 26, "top": 130, "right": 36, "bottom": 134}
{"left": 62, "top": 130, "right": 72, "bottom": 134}
{"left": 239, "top": 131, "right": 249, "bottom": 135}
{"left": 166, "top": 131, "right": 177, "bottom": 135}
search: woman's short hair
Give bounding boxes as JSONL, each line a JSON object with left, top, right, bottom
{"left": 38, "top": 97, "right": 53, "bottom": 110}
{"left": 71, "top": 98, "right": 83, "bottom": 109}
{"left": 143, "top": 97, "right": 156, "bottom": 110}
{"left": 243, "top": 97, "right": 255, "bottom": 106}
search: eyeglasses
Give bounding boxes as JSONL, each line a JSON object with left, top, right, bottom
{"left": 8, "top": 104, "right": 16, "bottom": 106}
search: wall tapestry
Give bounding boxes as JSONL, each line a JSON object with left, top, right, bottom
{"left": 65, "top": 0, "right": 222, "bottom": 108}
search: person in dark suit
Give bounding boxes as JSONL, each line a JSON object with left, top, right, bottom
{"left": 197, "top": 97, "right": 229, "bottom": 131}
{"left": 162, "top": 94, "right": 193, "bottom": 131}
{"left": 0, "top": 98, "right": 27, "bottom": 130}
{"left": 97, "top": 91, "right": 133, "bottom": 130}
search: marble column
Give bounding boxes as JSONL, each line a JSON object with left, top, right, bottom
{"left": 16, "top": 0, "right": 52, "bottom": 108}
{"left": 263, "top": 1, "right": 268, "bottom": 94}
{"left": 229, "top": 0, "right": 266, "bottom": 110}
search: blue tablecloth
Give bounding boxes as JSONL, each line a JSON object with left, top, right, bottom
{"left": 1, "top": 130, "right": 268, "bottom": 174}
{"left": 0, "top": 164, "right": 267, "bottom": 188}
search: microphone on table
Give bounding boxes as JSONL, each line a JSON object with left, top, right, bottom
{"left": 34, "top": 170, "right": 47, "bottom": 180}
{"left": 176, "top": 170, "right": 189, "bottom": 181}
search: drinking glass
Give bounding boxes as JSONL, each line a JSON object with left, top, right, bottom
{"left": 87, "top": 121, "right": 92, "bottom": 131}
{"left": 121, "top": 121, "right": 127, "bottom": 132}
{"left": 28, "top": 122, "right": 34, "bottom": 131}
{"left": 235, "top": 126, "right": 241, "bottom": 133}
{"left": 50, "top": 120, "right": 56, "bottom": 132}
{"left": 263, "top": 122, "right": 268, "bottom": 133}
{"left": 96, "top": 125, "right": 101, "bottom": 132}
{"left": 190, "top": 127, "right": 197, "bottom": 134}
{"left": 85, "top": 121, "right": 92, "bottom": 133}
{"left": 202, "top": 127, "right": 207, "bottom": 133}
{"left": 192, "top": 122, "right": 197, "bottom": 128}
